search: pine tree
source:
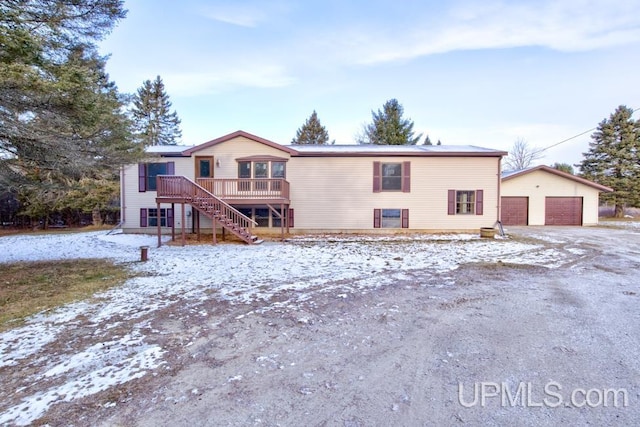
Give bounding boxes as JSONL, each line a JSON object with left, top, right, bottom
{"left": 551, "top": 163, "right": 574, "bottom": 174}
{"left": 437, "top": 140, "right": 442, "bottom": 146}
{"left": 132, "top": 76, "right": 182, "bottom": 146}
{"left": 291, "top": 110, "right": 330, "bottom": 144}
{"left": 580, "top": 105, "right": 640, "bottom": 217}
{"left": 357, "top": 99, "right": 422, "bottom": 145}
{"left": 424, "top": 135, "right": 433, "bottom": 145}
{"left": 0, "top": 1, "right": 138, "bottom": 196}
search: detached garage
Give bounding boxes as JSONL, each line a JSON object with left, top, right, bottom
{"left": 501, "top": 165, "right": 613, "bottom": 226}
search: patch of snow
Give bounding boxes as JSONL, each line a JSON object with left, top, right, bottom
{"left": 0, "top": 230, "right": 575, "bottom": 424}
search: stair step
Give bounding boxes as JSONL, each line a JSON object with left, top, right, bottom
{"left": 252, "top": 239, "right": 264, "bottom": 245}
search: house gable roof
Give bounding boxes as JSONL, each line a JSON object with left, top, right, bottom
{"left": 288, "top": 144, "right": 507, "bottom": 157}
{"left": 151, "top": 130, "right": 507, "bottom": 158}
{"left": 502, "top": 165, "right": 613, "bottom": 192}
{"left": 182, "top": 130, "right": 297, "bottom": 156}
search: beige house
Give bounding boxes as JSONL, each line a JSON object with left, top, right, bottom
{"left": 121, "top": 131, "right": 506, "bottom": 243}
{"left": 501, "top": 165, "right": 613, "bottom": 226}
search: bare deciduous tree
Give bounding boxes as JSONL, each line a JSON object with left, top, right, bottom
{"left": 504, "top": 138, "right": 543, "bottom": 170}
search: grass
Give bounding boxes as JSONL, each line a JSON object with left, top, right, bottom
{"left": 0, "top": 259, "right": 134, "bottom": 331}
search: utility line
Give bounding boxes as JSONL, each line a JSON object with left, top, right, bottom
{"left": 531, "top": 106, "right": 640, "bottom": 157}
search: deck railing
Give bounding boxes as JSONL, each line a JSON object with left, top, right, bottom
{"left": 196, "top": 178, "right": 290, "bottom": 200}
{"left": 157, "top": 175, "right": 257, "bottom": 231}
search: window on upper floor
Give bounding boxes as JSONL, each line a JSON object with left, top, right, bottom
{"left": 373, "top": 161, "right": 410, "bottom": 193}
{"left": 138, "top": 162, "right": 175, "bottom": 192}
{"left": 238, "top": 161, "right": 251, "bottom": 178}
{"left": 271, "top": 161, "right": 286, "bottom": 178}
{"left": 254, "top": 162, "right": 268, "bottom": 178}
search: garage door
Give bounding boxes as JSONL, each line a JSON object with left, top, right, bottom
{"left": 501, "top": 197, "right": 528, "bottom": 225}
{"left": 545, "top": 197, "right": 582, "bottom": 225}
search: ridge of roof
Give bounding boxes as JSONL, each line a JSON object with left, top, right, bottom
{"left": 181, "top": 130, "right": 297, "bottom": 156}
{"left": 501, "top": 165, "right": 613, "bottom": 192}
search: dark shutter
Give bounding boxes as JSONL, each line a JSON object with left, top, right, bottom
{"left": 476, "top": 190, "right": 484, "bottom": 215}
{"left": 167, "top": 161, "right": 175, "bottom": 175}
{"left": 138, "top": 163, "right": 146, "bottom": 192}
{"left": 288, "top": 208, "right": 294, "bottom": 228}
{"left": 373, "top": 209, "right": 381, "bottom": 228}
{"left": 402, "top": 161, "right": 411, "bottom": 193}
{"left": 140, "top": 208, "right": 148, "bottom": 227}
{"left": 167, "top": 208, "right": 174, "bottom": 227}
{"left": 373, "top": 161, "right": 381, "bottom": 193}
{"left": 447, "top": 190, "right": 456, "bottom": 215}
{"left": 401, "top": 209, "right": 409, "bottom": 228}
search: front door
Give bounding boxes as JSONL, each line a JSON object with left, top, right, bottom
{"left": 195, "top": 156, "right": 214, "bottom": 178}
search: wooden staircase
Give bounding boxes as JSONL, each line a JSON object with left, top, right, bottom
{"left": 157, "top": 176, "right": 262, "bottom": 244}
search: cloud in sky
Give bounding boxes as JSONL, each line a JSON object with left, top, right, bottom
{"left": 314, "top": 1, "right": 640, "bottom": 65}
{"left": 103, "top": 0, "right": 640, "bottom": 93}
{"left": 201, "top": 5, "right": 266, "bottom": 28}
{"left": 200, "top": 0, "right": 291, "bottom": 28}
{"left": 164, "top": 64, "right": 295, "bottom": 96}
{"left": 99, "top": 0, "right": 640, "bottom": 166}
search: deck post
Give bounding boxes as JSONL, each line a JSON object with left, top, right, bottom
{"left": 171, "top": 202, "right": 175, "bottom": 242}
{"left": 286, "top": 206, "right": 290, "bottom": 233}
{"left": 196, "top": 210, "right": 201, "bottom": 241}
{"left": 157, "top": 200, "right": 162, "bottom": 248}
{"left": 181, "top": 202, "right": 186, "bottom": 246}
{"left": 213, "top": 217, "right": 217, "bottom": 245}
{"left": 280, "top": 203, "right": 284, "bottom": 241}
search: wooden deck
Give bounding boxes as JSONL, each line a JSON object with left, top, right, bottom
{"left": 155, "top": 176, "right": 261, "bottom": 245}
{"left": 196, "top": 178, "right": 290, "bottom": 204}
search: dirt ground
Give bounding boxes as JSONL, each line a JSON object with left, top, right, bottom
{"left": 8, "top": 226, "right": 640, "bottom": 426}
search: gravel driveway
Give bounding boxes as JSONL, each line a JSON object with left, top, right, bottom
{"left": 1, "top": 225, "right": 639, "bottom": 426}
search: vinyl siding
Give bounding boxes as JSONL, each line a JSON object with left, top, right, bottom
{"left": 122, "top": 158, "right": 192, "bottom": 233}
{"left": 192, "top": 136, "right": 291, "bottom": 180}
{"left": 501, "top": 170, "right": 601, "bottom": 226}
{"left": 122, "top": 136, "right": 502, "bottom": 233}
{"left": 287, "top": 156, "right": 500, "bottom": 232}
{"left": 122, "top": 136, "right": 291, "bottom": 233}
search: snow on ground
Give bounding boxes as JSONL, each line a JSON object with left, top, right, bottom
{"left": 0, "top": 229, "right": 571, "bottom": 425}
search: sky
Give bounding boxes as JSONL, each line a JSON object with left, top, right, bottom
{"left": 98, "top": 0, "right": 640, "bottom": 167}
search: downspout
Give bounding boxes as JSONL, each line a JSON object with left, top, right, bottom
{"left": 120, "top": 166, "right": 126, "bottom": 224}
{"left": 496, "top": 156, "right": 502, "bottom": 224}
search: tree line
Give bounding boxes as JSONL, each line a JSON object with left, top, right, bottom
{"left": 1, "top": 2, "right": 637, "bottom": 225}
{"left": 292, "top": 103, "right": 640, "bottom": 217}
{"left": 0, "top": 1, "right": 182, "bottom": 227}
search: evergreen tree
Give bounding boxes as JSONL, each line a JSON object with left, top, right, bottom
{"left": 0, "top": 1, "right": 139, "bottom": 196}
{"left": 357, "top": 99, "right": 422, "bottom": 145}
{"left": 131, "top": 76, "right": 182, "bottom": 146}
{"left": 424, "top": 135, "right": 433, "bottom": 145}
{"left": 291, "top": 110, "right": 330, "bottom": 144}
{"left": 580, "top": 105, "right": 640, "bottom": 217}
{"left": 551, "top": 162, "right": 575, "bottom": 174}
{"left": 437, "top": 140, "right": 442, "bottom": 146}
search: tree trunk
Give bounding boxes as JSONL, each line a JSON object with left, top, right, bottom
{"left": 614, "top": 204, "right": 625, "bottom": 218}
{"left": 92, "top": 206, "right": 103, "bottom": 226}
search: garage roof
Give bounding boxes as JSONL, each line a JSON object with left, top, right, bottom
{"left": 502, "top": 165, "right": 613, "bottom": 192}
